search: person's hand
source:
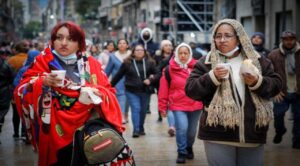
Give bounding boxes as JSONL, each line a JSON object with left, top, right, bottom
{"left": 213, "top": 66, "right": 229, "bottom": 80}
{"left": 43, "top": 73, "right": 63, "bottom": 87}
{"left": 242, "top": 72, "right": 258, "bottom": 86}
{"left": 149, "top": 74, "right": 154, "bottom": 79}
{"left": 91, "top": 88, "right": 102, "bottom": 98}
{"left": 160, "top": 111, "right": 167, "bottom": 117}
{"left": 274, "top": 91, "right": 285, "bottom": 103}
{"left": 143, "top": 79, "right": 151, "bottom": 85}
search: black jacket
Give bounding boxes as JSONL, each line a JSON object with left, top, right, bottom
{"left": 0, "top": 58, "right": 15, "bottom": 108}
{"left": 111, "top": 58, "right": 157, "bottom": 93}
{"left": 185, "top": 55, "right": 282, "bottom": 144}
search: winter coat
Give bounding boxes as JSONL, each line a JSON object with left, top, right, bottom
{"left": 158, "top": 58, "right": 203, "bottom": 113}
{"left": 111, "top": 57, "right": 158, "bottom": 93}
{"left": 7, "top": 52, "right": 28, "bottom": 72}
{"left": 268, "top": 43, "right": 300, "bottom": 94}
{"left": 185, "top": 55, "right": 282, "bottom": 143}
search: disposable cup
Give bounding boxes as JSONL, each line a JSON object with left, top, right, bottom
{"left": 216, "top": 63, "right": 230, "bottom": 79}
{"left": 51, "top": 70, "right": 66, "bottom": 87}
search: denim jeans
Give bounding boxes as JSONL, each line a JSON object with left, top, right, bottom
{"left": 116, "top": 93, "right": 126, "bottom": 115}
{"left": 126, "top": 91, "right": 150, "bottom": 133}
{"left": 273, "top": 92, "right": 300, "bottom": 143}
{"left": 167, "top": 110, "right": 175, "bottom": 127}
{"left": 173, "top": 110, "right": 201, "bottom": 154}
{"left": 204, "top": 141, "right": 264, "bottom": 166}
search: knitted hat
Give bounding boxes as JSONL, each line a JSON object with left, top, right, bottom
{"left": 251, "top": 32, "right": 265, "bottom": 44}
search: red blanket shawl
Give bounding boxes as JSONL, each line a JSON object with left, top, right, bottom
{"left": 14, "top": 48, "right": 124, "bottom": 166}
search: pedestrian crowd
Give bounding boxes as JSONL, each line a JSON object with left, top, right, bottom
{"left": 0, "top": 18, "right": 299, "bottom": 166}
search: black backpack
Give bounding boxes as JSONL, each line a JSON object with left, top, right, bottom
{"left": 71, "top": 118, "right": 135, "bottom": 166}
{"left": 164, "top": 65, "right": 171, "bottom": 86}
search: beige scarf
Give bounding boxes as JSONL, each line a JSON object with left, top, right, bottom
{"left": 205, "top": 19, "right": 273, "bottom": 129}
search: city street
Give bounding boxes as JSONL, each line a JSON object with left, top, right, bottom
{"left": 0, "top": 95, "right": 300, "bottom": 166}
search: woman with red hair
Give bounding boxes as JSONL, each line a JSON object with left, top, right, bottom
{"left": 14, "top": 21, "right": 126, "bottom": 165}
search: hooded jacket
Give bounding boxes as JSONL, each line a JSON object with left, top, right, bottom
{"left": 131, "top": 28, "right": 159, "bottom": 57}
{"left": 158, "top": 43, "right": 203, "bottom": 113}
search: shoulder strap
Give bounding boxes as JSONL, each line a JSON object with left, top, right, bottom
{"left": 164, "top": 65, "right": 171, "bottom": 86}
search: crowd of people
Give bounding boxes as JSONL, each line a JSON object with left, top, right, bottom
{"left": 0, "top": 18, "right": 299, "bottom": 165}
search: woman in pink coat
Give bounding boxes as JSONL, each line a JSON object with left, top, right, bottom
{"left": 158, "top": 43, "right": 203, "bottom": 164}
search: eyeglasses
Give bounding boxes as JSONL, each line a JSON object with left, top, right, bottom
{"left": 214, "top": 34, "right": 236, "bottom": 41}
{"left": 135, "top": 49, "right": 144, "bottom": 52}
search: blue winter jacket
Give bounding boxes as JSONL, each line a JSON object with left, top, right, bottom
{"left": 105, "top": 54, "right": 126, "bottom": 95}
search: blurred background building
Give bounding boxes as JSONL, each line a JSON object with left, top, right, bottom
{"left": 0, "top": 0, "right": 299, "bottom": 49}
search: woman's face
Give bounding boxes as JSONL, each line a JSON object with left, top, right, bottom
{"left": 178, "top": 46, "right": 190, "bottom": 64}
{"left": 118, "top": 40, "right": 128, "bottom": 52}
{"left": 134, "top": 45, "right": 145, "bottom": 60}
{"left": 162, "top": 43, "right": 172, "bottom": 55}
{"left": 214, "top": 24, "right": 239, "bottom": 54}
{"left": 91, "top": 45, "right": 98, "bottom": 53}
{"left": 53, "top": 26, "right": 79, "bottom": 56}
{"left": 107, "top": 43, "right": 115, "bottom": 52}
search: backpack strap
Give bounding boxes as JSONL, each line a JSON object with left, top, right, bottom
{"left": 164, "top": 65, "right": 171, "bottom": 86}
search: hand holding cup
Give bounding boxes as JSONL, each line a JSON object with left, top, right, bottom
{"left": 214, "top": 63, "right": 230, "bottom": 80}
{"left": 43, "top": 70, "right": 66, "bottom": 87}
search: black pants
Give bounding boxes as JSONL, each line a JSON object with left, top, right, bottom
{"left": 0, "top": 104, "right": 10, "bottom": 132}
{"left": 12, "top": 103, "right": 26, "bottom": 136}
{"left": 51, "top": 144, "right": 73, "bottom": 166}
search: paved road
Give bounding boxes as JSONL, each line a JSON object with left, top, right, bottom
{"left": 0, "top": 95, "right": 299, "bottom": 165}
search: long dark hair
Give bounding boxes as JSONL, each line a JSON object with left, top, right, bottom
{"left": 124, "top": 44, "right": 155, "bottom": 64}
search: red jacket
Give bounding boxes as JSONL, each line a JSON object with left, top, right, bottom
{"left": 158, "top": 58, "right": 203, "bottom": 113}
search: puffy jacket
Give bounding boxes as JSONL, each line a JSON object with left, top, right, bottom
{"left": 158, "top": 58, "right": 203, "bottom": 113}
{"left": 7, "top": 53, "right": 28, "bottom": 72}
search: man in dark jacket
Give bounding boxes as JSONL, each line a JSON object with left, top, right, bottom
{"left": 268, "top": 30, "right": 300, "bottom": 149}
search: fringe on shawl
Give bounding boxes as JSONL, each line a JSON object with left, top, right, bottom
{"left": 251, "top": 93, "right": 274, "bottom": 127}
{"left": 206, "top": 79, "right": 240, "bottom": 129}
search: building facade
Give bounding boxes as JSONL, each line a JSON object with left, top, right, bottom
{"left": 235, "top": 0, "right": 299, "bottom": 49}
